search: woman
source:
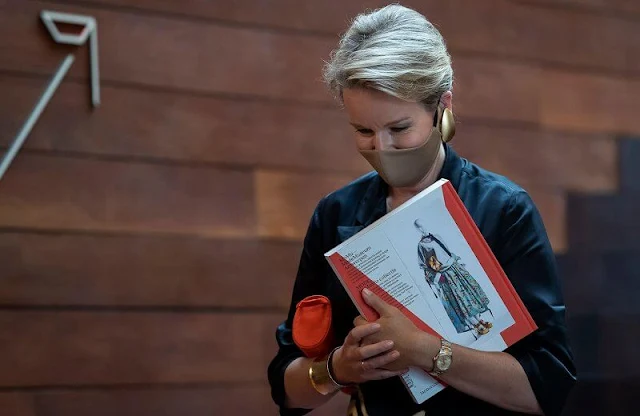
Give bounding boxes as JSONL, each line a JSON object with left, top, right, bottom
{"left": 267, "top": 4, "right": 576, "bottom": 416}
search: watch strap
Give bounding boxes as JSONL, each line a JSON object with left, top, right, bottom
{"left": 429, "top": 339, "right": 453, "bottom": 377}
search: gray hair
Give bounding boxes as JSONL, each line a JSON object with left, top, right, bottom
{"left": 322, "top": 4, "right": 453, "bottom": 110}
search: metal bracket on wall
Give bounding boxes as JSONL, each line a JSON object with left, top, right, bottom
{"left": 0, "top": 10, "right": 100, "bottom": 182}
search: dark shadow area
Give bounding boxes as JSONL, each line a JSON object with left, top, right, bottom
{"left": 560, "top": 138, "right": 640, "bottom": 415}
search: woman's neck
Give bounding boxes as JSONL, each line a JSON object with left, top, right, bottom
{"left": 387, "top": 143, "right": 446, "bottom": 211}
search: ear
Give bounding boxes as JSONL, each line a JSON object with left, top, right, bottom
{"left": 440, "top": 91, "right": 453, "bottom": 111}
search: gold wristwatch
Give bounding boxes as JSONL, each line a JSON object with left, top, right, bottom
{"left": 429, "top": 339, "right": 453, "bottom": 377}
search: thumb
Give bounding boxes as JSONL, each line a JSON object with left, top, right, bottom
{"left": 362, "top": 288, "right": 391, "bottom": 316}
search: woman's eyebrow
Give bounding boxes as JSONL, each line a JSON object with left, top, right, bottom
{"left": 385, "top": 117, "right": 411, "bottom": 127}
{"left": 349, "top": 117, "right": 411, "bottom": 129}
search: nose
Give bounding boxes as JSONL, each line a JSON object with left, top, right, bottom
{"left": 373, "top": 130, "right": 393, "bottom": 150}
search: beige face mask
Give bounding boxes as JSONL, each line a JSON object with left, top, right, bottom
{"left": 359, "top": 107, "right": 456, "bottom": 188}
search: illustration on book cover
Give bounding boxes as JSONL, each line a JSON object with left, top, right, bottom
{"left": 414, "top": 219, "right": 493, "bottom": 339}
{"left": 381, "top": 192, "right": 514, "bottom": 346}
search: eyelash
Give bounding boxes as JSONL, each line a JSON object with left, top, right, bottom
{"left": 356, "top": 126, "right": 409, "bottom": 136}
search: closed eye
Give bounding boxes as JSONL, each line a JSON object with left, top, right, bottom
{"left": 356, "top": 128, "right": 374, "bottom": 136}
{"left": 391, "top": 126, "right": 409, "bottom": 133}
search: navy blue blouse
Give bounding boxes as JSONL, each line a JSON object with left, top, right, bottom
{"left": 267, "top": 144, "right": 576, "bottom": 416}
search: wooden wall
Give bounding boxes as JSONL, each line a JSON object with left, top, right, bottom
{"left": 0, "top": 0, "right": 637, "bottom": 414}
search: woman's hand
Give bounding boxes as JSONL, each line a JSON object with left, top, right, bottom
{"left": 331, "top": 321, "right": 408, "bottom": 385}
{"left": 355, "top": 288, "right": 441, "bottom": 372}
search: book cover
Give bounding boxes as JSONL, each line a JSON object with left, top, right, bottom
{"left": 324, "top": 178, "right": 537, "bottom": 404}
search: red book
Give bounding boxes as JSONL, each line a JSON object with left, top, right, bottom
{"left": 325, "top": 179, "right": 536, "bottom": 403}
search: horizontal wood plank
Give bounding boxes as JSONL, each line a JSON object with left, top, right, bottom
{"left": 0, "top": 311, "right": 284, "bottom": 386}
{"left": 516, "top": 0, "right": 640, "bottom": 15}
{"left": 0, "top": 233, "right": 300, "bottom": 308}
{"left": 0, "top": 393, "right": 35, "bottom": 416}
{"left": 0, "top": 387, "right": 350, "bottom": 416}
{"left": 40, "top": 0, "right": 640, "bottom": 74}
{"left": 0, "top": 154, "right": 255, "bottom": 236}
{"left": 256, "top": 170, "right": 356, "bottom": 239}
{"left": 452, "top": 128, "right": 617, "bottom": 193}
{"left": 451, "top": 0, "right": 640, "bottom": 74}
{"left": 452, "top": 59, "right": 542, "bottom": 125}
{"left": 0, "top": 0, "right": 334, "bottom": 104}
{"left": 1, "top": 2, "right": 639, "bottom": 135}
{"left": 0, "top": 76, "right": 368, "bottom": 174}
{"left": 540, "top": 70, "right": 640, "bottom": 134}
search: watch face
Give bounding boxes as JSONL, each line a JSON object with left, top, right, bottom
{"left": 437, "top": 355, "right": 452, "bottom": 370}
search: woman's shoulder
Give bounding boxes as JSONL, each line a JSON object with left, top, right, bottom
{"left": 455, "top": 157, "right": 545, "bottom": 253}
{"left": 458, "top": 157, "right": 534, "bottom": 213}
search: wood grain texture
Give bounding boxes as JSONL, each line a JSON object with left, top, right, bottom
{"left": 0, "top": 154, "right": 255, "bottom": 236}
{"left": 0, "top": 0, "right": 335, "bottom": 104}
{"left": 41, "top": 0, "right": 640, "bottom": 74}
{"left": 451, "top": 0, "right": 640, "bottom": 74}
{"left": 516, "top": 0, "right": 640, "bottom": 15}
{"left": 0, "top": 393, "right": 35, "bottom": 416}
{"left": 452, "top": 128, "right": 617, "bottom": 193}
{"left": 0, "top": 311, "right": 283, "bottom": 386}
{"left": 0, "top": 76, "right": 368, "bottom": 173}
{"left": 450, "top": 58, "right": 543, "bottom": 125}
{"left": 0, "top": 388, "right": 350, "bottom": 416}
{"left": 540, "top": 71, "right": 640, "bottom": 134}
{"left": 0, "top": 232, "right": 300, "bottom": 308}
{"left": 256, "top": 170, "right": 356, "bottom": 239}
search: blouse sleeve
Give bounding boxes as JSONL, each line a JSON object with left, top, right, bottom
{"left": 267, "top": 197, "right": 331, "bottom": 416}
{"left": 498, "top": 191, "right": 577, "bottom": 416}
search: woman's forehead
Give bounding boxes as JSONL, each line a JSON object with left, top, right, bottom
{"left": 342, "top": 87, "right": 426, "bottom": 125}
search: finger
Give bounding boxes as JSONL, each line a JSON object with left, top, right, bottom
{"left": 344, "top": 322, "right": 380, "bottom": 346}
{"left": 357, "top": 340, "right": 394, "bottom": 360}
{"left": 361, "top": 350, "right": 400, "bottom": 371}
{"left": 358, "top": 336, "right": 377, "bottom": 348}
{"left": 362, "top": 288, "right": 392, "bottom": 316}
{"left": 353, "top": 315, "right": 368, "bottom": 327}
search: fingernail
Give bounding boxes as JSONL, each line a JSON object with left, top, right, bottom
{"left": 386, "top": 341, "right": 394, "bottom": 348}
{"left": 363, "top": 288, "right": 372, "bottom": 296}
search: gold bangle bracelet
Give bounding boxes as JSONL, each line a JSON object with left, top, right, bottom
{"left": 308, "top": 347, "right": 351, "bottom": 395}
{"left": 308, "top": 357, "right": 340, "bottom": 395}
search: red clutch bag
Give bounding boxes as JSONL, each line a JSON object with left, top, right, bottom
{"left": 292, "top": 295, "right": 335, "bottom": 357}
{"left": 292, "top": 295, "right": 356, "bottom": 396}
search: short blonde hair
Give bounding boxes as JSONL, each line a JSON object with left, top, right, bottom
{"left": 323, "top": 4, "right": 453, "bottom": 110}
